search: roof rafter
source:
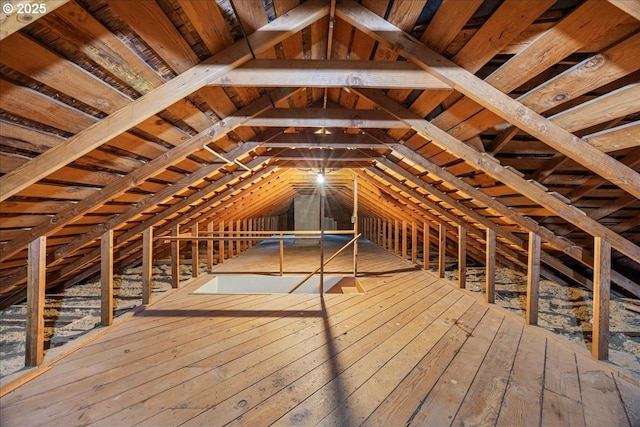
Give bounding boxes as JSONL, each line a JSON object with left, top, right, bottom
{"left": 0, "top": 0, "right": 330, "bottom": 201}
{"left": 336, "top": 0, "right": 640, "bottom": 201}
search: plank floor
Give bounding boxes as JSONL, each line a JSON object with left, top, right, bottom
{"left": 1, "top": 237, "right": 638, "bottom": 427}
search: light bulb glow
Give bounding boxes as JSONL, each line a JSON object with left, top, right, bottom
{"left": 316, "top": 173, "right": 325, "bottom": 184}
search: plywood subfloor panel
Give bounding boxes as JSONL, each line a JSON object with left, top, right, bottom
{"left": 1, "top": 238, "right": 637, "bottom": 427}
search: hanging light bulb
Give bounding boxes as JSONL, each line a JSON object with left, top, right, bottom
{"left": 316, "top": 172, "right": 325, "bottom": 184}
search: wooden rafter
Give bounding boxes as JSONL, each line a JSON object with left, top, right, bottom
{"left": 0, "top": 0, "right": 330, "bottom": 201}
{"left": 336, "top": 0, "right": 640, "bottom": 201}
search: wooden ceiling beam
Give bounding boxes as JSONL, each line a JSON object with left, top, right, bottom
{"left": 207, "top": 59, "right": 450, "bottom": 89}
{"left": 337, "top": 0, "right": 640, "bottom": 201}
{"left": 261, "top": 132, "right": 386, "bottom": 149}
{"left": 246, "top": 108, "right": 407, "bottom": 129}
{"left": 0, "top": 0, "right": 329, "bottom": 201}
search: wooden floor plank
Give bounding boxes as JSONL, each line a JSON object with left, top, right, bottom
{"left": 311, "top": 295, "right": 475, "bottom": 427}
{"left": 451, "top": 317, "right": 524, "bottom": 426}
{"left": 577, "top": 356, "right": 630, "bottom": 427}
{"left": 0, "top": 238, "right": 636, "bottom": 427}
{"left": 361, "top": 301, "right": 489, "bottom": 426}
{"left": 614, "top": 375, "right": 640, "bottom": 427}
{"left": 542, "top": 338, "right": 586, "bottom": 427}
{"left": 406, "top": 309, "right": 505, "bottom": 426}
{"left": 496, "top": 327, "right": 547, "bottom": 427}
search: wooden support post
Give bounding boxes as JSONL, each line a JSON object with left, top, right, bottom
{"left": 353, "top": 175, "right": 358, "bottom": 278}
{"left": 101, "top": 229, "right": 113, "bottom": 326}
{"left": 485, "top": 228, "right": 496, "bottom": 304}
{"left": 593, "top": 237, "right": 611, "bottom": 360}
{"left": 218, "top": 221, "right": 225, "bottom": 264}
{"left": 423, "top": 222, "right": 429, "bottom": 271}
{"left": 248, "top": 219, "right": 253, "bottom": 248}
{"left": 191, "top": 225, "right": 199, "bottom": 278}
{"left": 279, "top": 233, "right": 284, "bottom": 276}
{"left": 377, "top": 218, "right": 381, "bottom": 246}
{"left": 142, "top": 227, "right": 153, "bottom": 305}
{"left": 243, "top": 219, "right": 248, "bottom": 251}
{"left": 171, "top": 225, "right": 180, "bottom": 288}
{"left": 402, "top": 220, "right": 408, "bottom": 260}
{"left": 25, "top": 236, "right": 46, "bottom": 367}
{"left": 394, "top": 219, "right": 399, "bottom": 256}
{"left": 387, "top": 219, "right": 393, "bottom": 251}
{"left": 382, "top": 219, "right": 387, "bottom": 250}
{"left": 526, "top": 232, "right": 541, "bottom": 325}
{"left": 412, "top": 221, "right": 418, "bottom": 265}
{"left": 229, "top": 220, "right": 235, "bottom": 258}
{"left": 458, "top": 225, "right": 466, "bottom": 289}
{"left": 207, "top": 222, "right": 214, "bottom": 269}
{"left": 236, "top": 220, "right": 242, "bottom": 254}
{"left": 438, "top": 224, "right": 446, "bottom": 278}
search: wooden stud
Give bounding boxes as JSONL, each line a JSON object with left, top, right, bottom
{"left": 191, "top": 225, "right": 199, "bottom": 278}
{"left": 101, "top": 230, "right": 113, "bottom": 326}
{"left": 25, "top": 236, "right": 46, "bottom": 367}
{"left": 171, "top": 225, "right": 180, "bottom": 288}
{"left": 526, "top": 232, "right": 541, "bottom": 325}
{"left": 387, "top": 219, "right": 393, "bottom": 251}
{"left": 142, "top": 227, "right": 153, "bottom": 305}
{"left": 402, "top": 220, "right": 408, "bottom": 260}
{"left": 438, "top": 224, "right": 446, "bottom": 278}
{"left": 485, "top": 228, "right": 496, "bottom": 304}
{"left": 218, "top": 221, "right": 225, "bottom": 264}
{"left": 412, "top": 221, "right": 418, "bottom": 265}
{"left": 207, "top": 222, "right": 214, "bottom": 269}
{"left": 458, "top": 225, "right": 466, "bottom": 289}
{"left": 382, "top": 219, "right": 387, "bottom": 250}
{"left": 423, "top": 222, "right": 430, "bottom": 271}
{"left": 592, "top": 237, "right": 611, "bottom": 360}
{"left": 279, "top": 233, "right": 284, "bottom": 276}
{"left": 394, "top": 219, "right": 399, "bottom": 256}
{"left": 353, "top": 175, "right": 358, "bottom": 278}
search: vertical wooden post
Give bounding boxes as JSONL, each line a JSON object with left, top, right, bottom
{"left": 412, "top": 221, "right": 418, "bottom": 265}
{"left": 243, "top": 219, "right": 248, "bottom": 251}
{"left": 191, "top": 225, "right": 199, "bottom": 278}
{"left": 229, "top": 220, "right": 235, "bottom": 258}
{"left": 142, "top": 227, "right": 153, "bottom": 305}
{"left": 458, "top": 225, "right": 466, "bottom": 289}
{"left": 402, "top": 220, "right": 408, "bottom": 260}
{"left": 248, "top": 218, "right": 253, "bottom": 248}
{"left": 353, "top": 175, "right": 358, "bottom": 278}
{"left": 236, "top": 220, "right": 242, "bottom": 254}
{"left": 218, "top": 220, "right": 225, "bottom": 264}
{"left": 25, "top": 236, "right": 46, "bottom": 367}
{"left": 279, "top": 233, "right": 284, "bottom": 276}
{"left": 387, "top": 219, "right": 393, "bottom": 251}
{"left": 592, "top": 237, "right": 611, "bottom": 360}
{"left": 171, "top": 225, "right": 181, "bottom": 288}
{"left": 423, "top": 222, "right": 430, "bottom": 271}
{"left": 438, "top": 224, "right": 446, "bottom": 278}
{"left": 101, "top": 229, "right": 113, "bottom": 326}
{"left": 485, "top": 228, "right": 496, "bottom": 304}
{"left": 526, "top": 232, "right": 541, "bottom": 325}
{"left": 382, "top": 219, "right": 387, "bottom": 250}
{"left": 394, "top": 219, "right": 399, "bottom": 256}
{"left": 207, "top": 222, "right": 214, "bottom": 269}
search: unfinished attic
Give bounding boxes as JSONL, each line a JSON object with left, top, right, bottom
{"left": 1, "top": 0, "right": 640, "bottom": 425}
